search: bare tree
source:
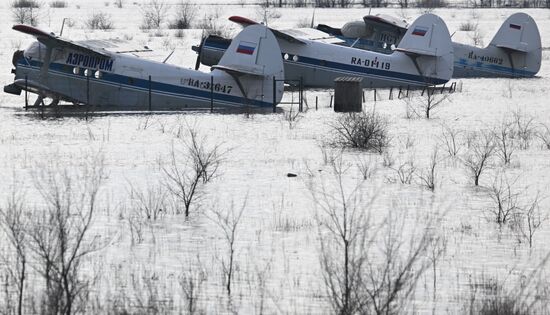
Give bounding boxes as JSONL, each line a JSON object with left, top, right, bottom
{"left": 512, "top": 109, "right": 535, "bottom": 150}
{"left": 11, "top": 1, "right": 41, "bottom": 26}
{"left": 207, "top": 197, "right": 247, "bottom": 296}
{"left": 141, "top": 0, "right": 168, "bottom": 29}
{"left": 28, "top": 154, "right": 105, "bottom": 315}
{"left": 168, "top": 0, "right": 196, "bottom": 29}
{"left": 310, "top": 159, "right": 371, "bottom": 314}
{"left": 461, "top": 130, "right": 495, "bottom": 186}
{"left": 537, "top": 123, "right": 550, "bottom": 150}
{"left": 493, "top": 120, "right": 515, "bottom": 165}
{"left": 418, "top": 146, "right": 439, "bottom": 191}
{"left": 309, "top": 157, "right": 438, "bottom": 314}
{"left": 127, "top": 180, "right": 167, "bottom": 220}
{"left": 515, "top": 193, "right": 545, "bottom": 248}
{"left": 163, "top": 126, "right": 225, "bottom": 217}
{"left": 486, "top": 172, "right": 520, "bottom": 225}
{"left": 419, "top": 87, "right": 449, "bottom": 119}
{"left": 0, "top": 185, "right": 28, "bottom": 315}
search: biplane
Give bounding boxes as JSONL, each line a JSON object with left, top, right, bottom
{"left": 4, "top": 24, "right": 285, "bottom": 110}
{"left": 194, "top": 13, "right": 454, "bottom": 89}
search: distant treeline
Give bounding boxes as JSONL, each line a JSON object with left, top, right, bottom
{"left": 258, "top": 0, "right": 550, "bottom": 8}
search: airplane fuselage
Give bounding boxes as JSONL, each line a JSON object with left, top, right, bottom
{"left": 201, "top": 37, "right": 449, "bottom": 89}
{"left": 12, "top": 42, "right": 274, "bottom": 110}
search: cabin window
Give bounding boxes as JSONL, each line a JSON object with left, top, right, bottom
{"left": 292, "top": 55, "right": 299, "bottom": 62}
{"left": 284, "top": 53, "right": 289, "bottom": 60}
{"left": 73, "top": 67, "right": 80, "bottom": 75}
{"left": 94, "top": 71, "right": 102, "bottom": 79}
{"left": 84, "top": 69, "right": 91, "bottom": 77}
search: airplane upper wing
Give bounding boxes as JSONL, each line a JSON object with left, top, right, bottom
{"left": 228, "top": 16, "right": 307, "bottom": 45}
{"left": 363, "top": 14, "right": 409, "bottom": 31}
{"left": 12, "top": 24, "right": 111, "bottom": 58}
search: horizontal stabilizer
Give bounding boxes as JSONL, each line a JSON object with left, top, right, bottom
{"left": 211, "top": 64, "right": 265, "bottom": 77}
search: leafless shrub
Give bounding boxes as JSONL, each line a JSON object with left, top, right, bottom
{"left": 179, "top": 257, "right": 206, "bottom": 315}
{"left": 283, "top": 105, "right": 302, "bottom": 129}
{"left": 114, "top": 0, "right": 123, "bottom": 8}
{"left": 512, "top": 109, "right": 535, "bottom": 150}
{"left": 163, "top": 125, "right": 225, "bottom": 217}
{"left": 85, "top": 12, "right": 114, "bottom": 30}
{"left": 127, "top": 213, "right": 145, "bottom": 246}
{"left": 459, "top": 21, "right": 477, "bottom": 31}
{"left": 168, "top": 0, "right": 196, "bottom": 29}
{"left": 11, "top": 3, "right": 41, "bottom": 26}
{"left": 331, "top": 111, "right": 390, "bottom": 153}
{"left": 392, "top": 159, "right": 416, "bottom": 184}
{"left": 0, "top": 185, "right": 29, "bottom": 315}
{"left": 196, "top": 11, "right": 231, "bottom": 37}
{"left": 461, "top": 130, "right": 495, "bottom": 186}
{"left": 493, "top": 119, "right": 516, "bottom": 165}
{"left": 49, "top": 0, "right": 66, "bottom": 7}
{"left": 469, "top": 28, "right": 484, "bottom": 46}
{"left": 309, "top": 161, "right": 438, "bottom": 314}
{"left": 514, "top": 193, "right": 545, "bottom": 248}
{"left": 382, "top": 150, "right": 395, "bottom": 168}
{"left": 537, "top": 123, "right": 550, "bottom": 149}
{"left": 141, "top": 0, "right": 168, "bottom": 30}
{"left": 486, "top": 172, "right": 520, "bottom": 225}
{"left": 295, "top": 17, "right": 311, "bottom": 28}
{"left": 127, "top": 181, "right": 167, "bottom": 220}
{"left": 439, "top": 123, "right": 463, "bottom": 158}
{"left": 28, "top": 153, "right": 105, "bottom": 315}
{"left": 207, "top": 197, "right": 246, "bottom": 295}
{"left": 419, "top": 146, "right": 439, "bottom": 191}
{"left": 356, "top": 155, "right": 377, "bottom": 180}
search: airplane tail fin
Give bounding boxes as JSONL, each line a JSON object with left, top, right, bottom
{"left": 395, "top": 13, "right": 453, "bottom": 84}
{"left": 489, "top": 13, "right": 541, "bottom": 77}
{"left": 212, "top": 25, "right": 284, "bottom": 105}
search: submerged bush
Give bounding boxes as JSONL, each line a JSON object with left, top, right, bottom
{"left": 331, "top": 111, "right": 390, "bottom": 153}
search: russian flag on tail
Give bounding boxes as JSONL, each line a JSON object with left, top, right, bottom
{"left": 412, "top": 26, "right": 429, "bottom": 36}
{"left": 236, "top": 41, "right": 256, "bottom": 55}
{"left": 509, "top": 23, "right": 521, "bottom": 30}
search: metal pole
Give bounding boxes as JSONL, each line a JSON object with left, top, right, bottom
{"left": 329, "top": 95, "right": 333, "bottom": 108}
{"left": 272, "top": 76, "right": 276, "bottom": 113}
{"left": 299, "top": 77, "right": 303, "bottom": 112}
{"left": 210, "top": 75, "right": 214, "bottom": 112}
{"left": 25, "top": 75, "right": 28, "bottom": 110}
{"left": 148, "top": 75, "right": 152, "bottom": 111}
{"left": 374, "top": 89, "right": 377, "bottom": 102}
{"left": 406, "top": 85, "right": 410, "bottom": 97}
{"left": 389, "top": 87, "right": 393, "bottom": 100}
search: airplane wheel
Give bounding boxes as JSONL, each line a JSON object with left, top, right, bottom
{"left": 33, "top": 95, "right": 59, "bottom": 107}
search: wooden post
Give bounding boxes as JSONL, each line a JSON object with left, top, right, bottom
{"left": 86, "top": 72, "right": 90, "bottom": 120}
{"left": 272, "top": 76, "right": 276, "bottom": 113}
{"left": 210, "top": 75, "right": 214, "bottom": 112}
{"left": 440, "top": 83, "right": 445, "bottom": 94}
{"left": 24, "top": 75, "right": 28, "bottom": 110}
{"left": 362, "top": 90, "right": 365, "bottom": 102}
{"left": 315, "top": 96, "right": 318, "bottom": 110}
{"left": 398, "top": 86, "right": 403, "bottom": 99}
{"left": 148, "top": 75, "right": 152, "bottom": 111}
{"left": 299, "top": 77, "right": 303, "bottom": 112}
{"left": 374, "top": 88, "right": 377, "bottom": 102}
{"left": 406, "top": 85, "right": 410, "bottom": 97}
{"left": 329, "top": 94, "right": 333, "bottom": 108}
{"left": 389, "top": 87, "right": 393, "bottom": 100}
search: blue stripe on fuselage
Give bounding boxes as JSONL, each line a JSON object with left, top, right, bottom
{"left": 17, "top": 58, "right": 274, "bottom": 108}
{"left": 203, "top": 42, "right": 447, "bottom": 86}
{"left": 454, "top": 58, "right": 535, "bottom": 77}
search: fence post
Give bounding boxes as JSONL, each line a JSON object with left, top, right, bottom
{"left": 272, "top": 76, "right": 276, "bottom": 113}
{"left": 148, "top": 75, "right": 152, "bottom": 111}
{"left": 210, "top": 75, "right": 214, "bottom": 112}
{"left": 389, "top": 87, "right": 393, "bottom": 100}
{"left": 329, "top": 94, "right": 333, "bottom": 108}
{"left": 299, "top": 77, "right": 303, "bottom": 112}
{"left": 25, "top": 75, "right": 28, "bottom": 110}
{"left": 315, "top": 96, "right": 318, "bottom": 110}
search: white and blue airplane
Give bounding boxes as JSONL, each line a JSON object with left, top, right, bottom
{"left": 194, "top": 13, "right": 454, "bottom": 89}
{"left": 315, "top": 12, "right": 542, "bottom": 78}
{"left": 3, "top": 24, "right": 285, "bottom": 110}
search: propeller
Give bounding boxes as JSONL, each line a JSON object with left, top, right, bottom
{"left": 193, "top": 30, "right": 205, "bottom": 71}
